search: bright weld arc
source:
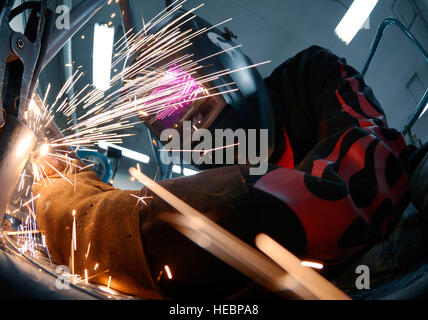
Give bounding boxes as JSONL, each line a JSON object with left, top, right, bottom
{"left": 164, "top": 265, "right": 173, "bottom": 279}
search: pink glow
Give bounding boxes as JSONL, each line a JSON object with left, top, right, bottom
{"left": 152, "top": 66, "right": 204, "bottom": 125}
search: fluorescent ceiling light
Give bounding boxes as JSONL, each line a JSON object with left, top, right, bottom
{"left": 172, "top": 165, "right": 199, "bottom": 176}
{"left": 93, "top": 23, "right": 114, "bottom": 91}
{"left": 98, "top": 141, "right": 150, "bottom": 164}
{"left": 335, "top": 0, "right": 379, "bottom": 45}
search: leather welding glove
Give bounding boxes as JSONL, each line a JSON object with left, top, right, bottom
{"left": 34, "top": 169, "right": 163, "bottom": 299}
{"left": 34, "top": 165, "right": 259, "bottom": 299}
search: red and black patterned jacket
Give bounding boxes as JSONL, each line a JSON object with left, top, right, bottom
{"left": 139, "top": 46, "right": 411, "bottom": 299}
{"left": 261, "top": 45, "right": 410, "bottom": 263}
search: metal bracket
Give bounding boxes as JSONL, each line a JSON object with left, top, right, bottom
{"left": 0, "top": 0, "right": 55, "bottom": 123}
{"left": 361, "top": 18, "right": 428, "bottom": 140}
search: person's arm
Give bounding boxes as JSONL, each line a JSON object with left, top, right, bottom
{"left": 35, "top": 163, "right": 263, "bottom": 299}
{"left": 259, "top": 45, "right": 411, "bottom": 264}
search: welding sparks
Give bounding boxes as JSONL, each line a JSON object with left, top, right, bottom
{"left": 130, "top": 193, "right": 153, "bottom": 206}
{"left": 98, "top": 285, "right": 117, "bottom": 296}
{"left": 21, "top": 194, "right": 40, "bottom": 208}
{"left": 72, "top": 210, "right": 77, "bottom": 251}
{"left": 69, "top": 210, "right": 77, "bottom": 277}
{"left": 107, "top": 275, "right": 112, "bottom": 289}
{"left": 44, "top": 160, "right": 74, "bottom": 186}
{"left": 301, "top": 261, "right": 324, "bottom": 270}
{"left": 6, "top": 230, "right": 43, "bottom": 236}
{"left": 85, "top": 241, "right": 91, "bottom": 259}
{"left": 164, "top": 265, "right": 173, "bottom": 279}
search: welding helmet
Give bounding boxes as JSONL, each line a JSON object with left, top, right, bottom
{"left": 126, "top": 8, "right": 275, "bottom": 170}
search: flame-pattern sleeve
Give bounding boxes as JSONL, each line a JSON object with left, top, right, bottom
{"left": 257, "top": 46, "right": 411, "bottom": 264}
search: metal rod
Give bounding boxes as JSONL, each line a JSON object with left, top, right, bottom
{"left": 403, "top": 89, "right": 428, "bottom": 135}
{"left": 362, "top": 18, "right": 428, "bottom": 135}
{"left": 361, "top": 17, "right": 428, "bottom": 76}
{"left": 42, "top": 0, "right": 107, "bottom": 70}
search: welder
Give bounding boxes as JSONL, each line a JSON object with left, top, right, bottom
{"left": 34, "top": 45, "right": 426, "bottom": 299}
